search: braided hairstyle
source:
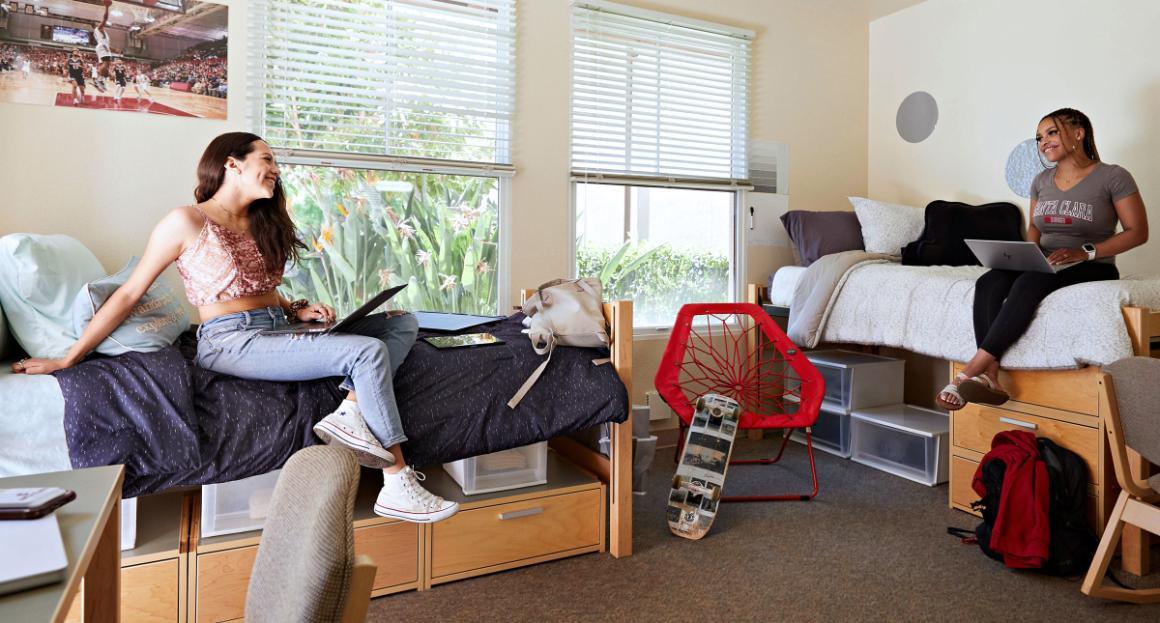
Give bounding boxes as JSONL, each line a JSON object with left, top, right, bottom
{"left": 1041, "top": 107, "right": 1100, "bottom": 165}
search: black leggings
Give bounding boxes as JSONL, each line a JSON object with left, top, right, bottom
{"left": 973, "top": 262, "right": 1119, "bottom": 359}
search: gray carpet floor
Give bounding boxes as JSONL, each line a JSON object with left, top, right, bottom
{"left": 368, "top": 438, "right": 1160, "bottom": 622}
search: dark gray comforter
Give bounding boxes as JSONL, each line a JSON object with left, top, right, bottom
{"left": 54, "top": 315, "right": 627, "bottom": 497}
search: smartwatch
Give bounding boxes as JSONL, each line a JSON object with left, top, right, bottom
{"left": 1082, "top": 243, "right": 1097, "bottom": 261}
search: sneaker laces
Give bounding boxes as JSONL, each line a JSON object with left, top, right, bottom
{"left": 399, "top": 468, "right": 444, "bottom": 510}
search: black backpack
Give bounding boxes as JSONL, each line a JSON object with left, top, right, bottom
{"left": 1036, "top": 438, "right": 1098, "bottom": 576}
{"left": 966, "top": 456, "right": 1006, "bottom": 564}
{"left": 901, "top": 200, "right": 1023, "bottom": 266}
{"left": 950, "top": 437, "right": 1097, "bottom": 576}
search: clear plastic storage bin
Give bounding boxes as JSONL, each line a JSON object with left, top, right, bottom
{"left": 850, "top": 404, "right": 949, "bottom": 486}
{"left": 200, "top": 469, "right": 282, "bottom": 538}
{"left": 791, "top": 404, "right": 851, "bottom": 458}
{"left": 444, "top": 442, "right": 548, "bottom": 495}
{"left": 121, "top": 496, "right": 137, "bottom": 551}
{"left": 792, "top": 350, "right": 904, "bottom": 413}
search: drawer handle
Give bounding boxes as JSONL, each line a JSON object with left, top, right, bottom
{"left": 999, "top": 416, "right": 1037, "bottom": 430}
{"left": 498, "top": 507, "right": 544, "bottom": 521}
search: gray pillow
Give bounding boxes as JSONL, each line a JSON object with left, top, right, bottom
{"left": 779, "top": 210, "right": 865, "bottom": 266}
{"left": 73, "top": 257, "right": 190, "bottom": 356}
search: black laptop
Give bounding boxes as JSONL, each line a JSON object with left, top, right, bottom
{"left": 259, "top": 284, "right": 407, "bottom": 336}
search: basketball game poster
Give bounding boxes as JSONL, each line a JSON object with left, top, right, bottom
{"left": 0, "top": 0, "right": 228, "bottom": 119}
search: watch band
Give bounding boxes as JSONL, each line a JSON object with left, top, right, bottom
{"left": 1082, "top": 244, "right": 1097, "bottom": 260}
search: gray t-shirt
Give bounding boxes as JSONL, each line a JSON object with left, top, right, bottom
{"left": 1029, "top": 162, "right": 1138, "bottom": 264}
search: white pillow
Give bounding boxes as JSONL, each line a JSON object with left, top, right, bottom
{"left": 0, "top": 234, "right": 107, "bottom": 358}
{"left": 848, "top": 196, "right": 925, "bottom": 256}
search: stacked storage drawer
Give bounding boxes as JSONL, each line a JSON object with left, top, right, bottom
{"left": 791, "top": 350, "right": 905, "bottom": 458}
{"left": 850, "top": 404, "right": 949, "bottom": 486}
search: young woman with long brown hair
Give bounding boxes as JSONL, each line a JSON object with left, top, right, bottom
{"left": 12, "top": 132, "right": 458, "bottom": 523}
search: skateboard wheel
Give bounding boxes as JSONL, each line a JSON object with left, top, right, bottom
{"left": 711, "top": 487, "right": 721, "bottom": 501}
{"left": 672, "top": 474, "right": 683, "bottom": 489}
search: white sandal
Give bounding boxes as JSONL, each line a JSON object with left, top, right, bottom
{"left": 958, "top": 372, "right": 1010, "bottom": 406}
{"left": 935, "top": 373, "right": 968, "bottom": 411}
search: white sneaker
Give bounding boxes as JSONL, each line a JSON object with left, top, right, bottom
{"left": 313, "top": 401, "right": 395, "bottom": 468}
{"left": 374, "top": 467, "right": 459, "bottom": 523}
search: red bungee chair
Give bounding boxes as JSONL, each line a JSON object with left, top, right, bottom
{"left": 655, "top": 303, "right": 824, "bottom": 502}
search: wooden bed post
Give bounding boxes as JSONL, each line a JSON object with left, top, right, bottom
{"left": 523, "top": 288, "right": 635, "bottom": 559}
{"left": 606, "top": 300, "right": 634, "bottom": 558}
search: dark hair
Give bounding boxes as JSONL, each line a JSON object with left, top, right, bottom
{"left": 194, "top": 132, "right": 305, "bottom": 272}
{"left": 1041, "top": 108, "right": 1100, "bottom": 164}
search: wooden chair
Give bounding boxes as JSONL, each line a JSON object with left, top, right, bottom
{"left": 245, "top": 446, "right": 378, "bottom": 622}
{"left": 1081, "top": 357, "right": 1160, "bottom": 602}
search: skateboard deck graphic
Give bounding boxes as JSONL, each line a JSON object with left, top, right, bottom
{"left": 667, "top": 394, "right": 741, "bottom": 540}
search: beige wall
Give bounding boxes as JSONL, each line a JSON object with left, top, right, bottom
{"left": 513, "top": 1, "right": 871, "bottom": 403}
{"left": 869, "top": 0, "right": 1160, "bottom": 277}
{"left": 0, "top": 0, "right": 243, "bottom": 293}
{"left": 0, "top": 1, "right": 871, "bottom": 405}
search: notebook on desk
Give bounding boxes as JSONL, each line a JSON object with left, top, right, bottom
{"left": 0, "top": 513, "right": 68, "bottom": 596}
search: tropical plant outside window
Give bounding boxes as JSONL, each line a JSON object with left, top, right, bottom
{"left": 575, "top": 183, "right": 733, "bottom": 328}
{"left": 280, "top": 165, "right": 500, "bottom": 317}
{"left": 253, "top": 0, "right": 514, "bottom": 316}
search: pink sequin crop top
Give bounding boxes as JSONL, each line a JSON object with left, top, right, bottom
{"left": 175, "top": 207, "right": 283, "bottom": 306}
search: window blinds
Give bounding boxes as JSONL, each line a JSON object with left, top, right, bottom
{"left": 250, "top": 0, "right": 515, "bottom": 165}
{"left": 571, "top": 1, "right": 751, "bottom": 182}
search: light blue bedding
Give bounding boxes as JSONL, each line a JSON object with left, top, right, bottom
{"left": 0, "top": 362, "right": 72, "bottom": 477}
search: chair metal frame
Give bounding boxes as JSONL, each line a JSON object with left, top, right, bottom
{"left": 655, "top": 303, "right": 824, "bottom": 503}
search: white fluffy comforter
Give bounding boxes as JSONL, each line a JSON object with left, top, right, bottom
{"left": 790, "top": 257, "right": 1160, "bottom": 369}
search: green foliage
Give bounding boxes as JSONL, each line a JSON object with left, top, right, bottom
{"left": 279, "top": 166, "right": 499, "bottom": 317}
{"left": 577, "top": 242, "right": 730, "bottom": 326}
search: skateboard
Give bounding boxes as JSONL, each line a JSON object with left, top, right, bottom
{"left": 666, "top": 393, "right": 741, "bottom": 540}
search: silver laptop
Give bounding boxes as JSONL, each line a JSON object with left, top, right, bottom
{"left": 963, "top": 239, "right": 1081, "bottom": 274}
{"left": 259, "top": 284, "right": 407, "bottom": 336}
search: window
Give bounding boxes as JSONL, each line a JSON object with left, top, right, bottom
{"left": 575, "top": 183, "right": 734, "bottom": 328}
{"left": 570, "top": 1, "right": 751, "bottom": 329}
{"left": 250, "top": 0, "right": 515, "bottom": 314}
{"left": 280, "top": 165, "right": 500, "bottom": 316}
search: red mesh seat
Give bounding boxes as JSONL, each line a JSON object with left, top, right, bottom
{"left": 655, "top": 303, "right": 825, "bottom": 502}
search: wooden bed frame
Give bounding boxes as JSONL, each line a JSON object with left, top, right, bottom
{"left": 748, "top": 282, "right": 1160, "bottom": 575}
{"left": 60, "top": 297, "right": 636, "bottom": 621}
{"left": 525, "top": 292, "right": 635, "bottom": 559}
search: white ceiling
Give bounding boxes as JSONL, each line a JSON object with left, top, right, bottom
{"left": 812, "top": 0, "right": 927, "bottom": 22}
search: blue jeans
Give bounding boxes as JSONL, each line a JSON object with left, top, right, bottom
{"left": 195, "top": 307, "right": 418, "bottom": 447}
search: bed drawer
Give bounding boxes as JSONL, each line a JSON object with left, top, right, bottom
{"left": 950, "top": 455, "right": 982, "bottom": 515}
{"left": 953, "top": 403, "right": 1098, "bottom": 484}
{"left": 65, "top": 559, "right": 181, "bottom": 623}
{"left": 430, "top": 488, "right": 601, "bottom": 580}
{"left": 952, "top": 364, "right": 1099, "bottom": 415}
{"left": 194, "top": 520, "right": 420, "bottom": 622}
{"left": 951, "top": 455, "right": 1099, "bottom": 529}
{"left": 354, "top": 521, "right": 421, "bottom": 593}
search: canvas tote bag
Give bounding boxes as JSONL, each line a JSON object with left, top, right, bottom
{"left": 507, "top": 278, "right": 610, "bottom": 408}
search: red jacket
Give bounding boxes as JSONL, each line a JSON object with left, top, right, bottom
{"left": 972, "top": 430, "right": 1051, "bottom": 568}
